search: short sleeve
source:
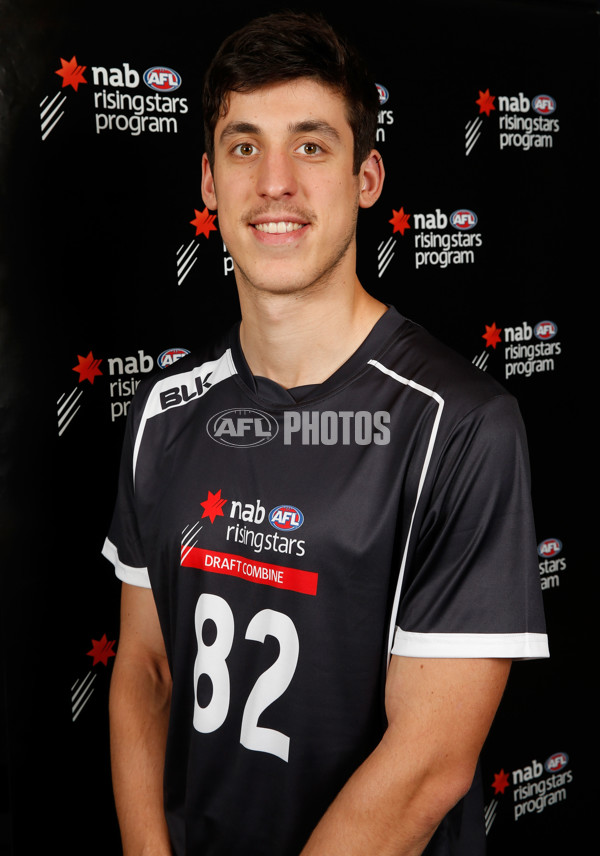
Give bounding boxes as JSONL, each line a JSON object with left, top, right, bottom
{"left": 392, "top": 394, "right": 549, "bottom": 660}
{"left": 102, "top": 402, "right": 151, "bottom": 589}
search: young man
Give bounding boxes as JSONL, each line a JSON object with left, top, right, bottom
{"left": 104, "top": 12, "right": 548, "bottom": 856}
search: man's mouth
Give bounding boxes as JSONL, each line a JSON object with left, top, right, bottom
{"left": 253, "top": 221, "right": 305, "bottom": 234}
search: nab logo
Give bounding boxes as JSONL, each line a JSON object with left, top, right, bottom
{"left": 450, "top": 209, "right": 477, "bottom": 230}
{"left": 537, "top": 538, "right": 562, "bottom": 558}
{"left": 158, "top": 348, "right": 190, "bottom": 369}
{"left": 376, "top": 83, "right": 389, "bottom": 104}
{"left": 532, "top": 94, "right": 556, "bottom": 115}
{"left": 545, "top": 752, "right": 568, "bottom": 773}
{"left": 143, "top": 66, "right": 182, "bottom": 92}
{"left": 534, "top": 320, "right": 558, "bottom": 341}
{"left": 207, "top": 408, "right": 279, "bottom": 447}
{"left": 269, "top": 505, "right": 304, "bottom": 531}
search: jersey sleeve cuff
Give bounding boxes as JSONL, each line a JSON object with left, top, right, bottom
{"left": 102, "top": 537, "right": 151, "bottom": 589}
{"left": 391, "top": 625, "right": 550, "bottom": 660}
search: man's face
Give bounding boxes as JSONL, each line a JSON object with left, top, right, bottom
{"left": 201, "top": 79, "right": 379, "bottom": 298}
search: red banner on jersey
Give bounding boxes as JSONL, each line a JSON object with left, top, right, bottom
{"left": 181, "top": 546, "right": 318, "bottom": 596}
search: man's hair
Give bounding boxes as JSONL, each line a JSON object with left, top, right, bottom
{"left": 202, "top": 12, "right": 380, "bottom": 174}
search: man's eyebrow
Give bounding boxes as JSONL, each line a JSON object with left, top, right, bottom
{"left": 218, "top": 121, "right": 261, "bottom": 143}
{"left": 289, "top": 120, "right": 341, "bottom": 141}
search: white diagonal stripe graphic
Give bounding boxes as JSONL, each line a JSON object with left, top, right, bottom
{"left": 465, "top": 117, "right": 483, "bottom": 156}
{"left": 57, "top": 387, "right": 84, "bottom": 435}
{"left": 177, "top": 240, "right": 199, "bottom": 285}
{"left": 378, "top": 236, "right": 395, "bottom": 259}
{"left": 472, "top": 350, "right": 490, "bottom": 371}
{"left": 40, "top": 91, "right": 63, "bottom": 118}
{"left": 465, "top": 117, "right": 481, "bottom": 136}
{"left": 41, "top": 97, "right": 66, "bottom": 129}
{"left": 182, "top": 521, "right": 202, "bottom": 545}
{"left": 377, "top": 236, "right": 396, "bottom": 278}
{"left": 72, "top": 670, "right": 94, "bottom": 700}
{"left": 484, "top": 799, "right": 498, "bottom": 834}
{"left": 178, "top": 254, "right": 198, "bottom": 284}
{"left": 71, "top": 670, "right": 97, "bottom": 721}
{"left": 378, "top": 252, "right": 395, "bottom": 278}
{"left": 41, "top": 110, "right": 66, "bottom": 140}
{"left": 177, "top": 241, "right": 196, "bottom": 260}
{"left": 181, "top": 521, "right": 203, "bottom": 562}
{"left": 40, "top": 92, "right": 68, "bottom": 140}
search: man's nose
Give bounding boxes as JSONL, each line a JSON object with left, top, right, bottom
{"left": 254, "top": 148, "right": 298, "bottom": 199}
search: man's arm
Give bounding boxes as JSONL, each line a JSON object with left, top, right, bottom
{"left": 300, "top": 655, "right": 511, "bottom": 856}
{"left": 109, "top": 583, "right": 173, "bottom": 856}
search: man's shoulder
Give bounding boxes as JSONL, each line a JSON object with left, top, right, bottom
{"left": 129, "top": 327, "right": 238, "bottom": 424}
{"left": 375, "top": 311, "right": 511, "bottom": 416}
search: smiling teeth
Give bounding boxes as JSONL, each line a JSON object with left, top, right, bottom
{"left": 254, "top": 222, "right": 303, "bottom": 233}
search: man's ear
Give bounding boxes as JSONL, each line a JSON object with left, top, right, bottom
{"left": 201, "top": 153, "right": 218, "bottom": 210}
{"left": 358, "top": 150, "right": 385, "bottom": 209}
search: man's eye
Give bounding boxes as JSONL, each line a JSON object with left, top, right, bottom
{"left": 234, "top": 143, "right": 257, "bottom": 156}
{"left": 296, "top": 142, "right": 322, "bottom": 155}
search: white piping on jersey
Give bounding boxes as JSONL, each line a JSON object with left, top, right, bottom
{"left": 391, "top": 627, "right": 550, "bottom": 660}
{"left": 366, "top": 359, "right": 445, "bottom": 661}
{"left": 102, "top": 536, "right": 151, "bottom": 589}
{"left": 132, "top": 348, "right": 237, "bottom": 486}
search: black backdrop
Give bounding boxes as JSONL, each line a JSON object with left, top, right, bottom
{"left": 1, "top": 0, "right": 597, "bottom": 852}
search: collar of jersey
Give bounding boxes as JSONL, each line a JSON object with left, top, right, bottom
{"left": 229, "top": 305, "right": 405, "bottom": 409}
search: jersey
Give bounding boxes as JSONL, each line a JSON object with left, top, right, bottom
{"left": 103, "top": 306, "right": 548, "bottom": 856}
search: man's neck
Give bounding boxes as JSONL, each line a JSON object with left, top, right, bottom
{"left": 237, "top": 276, "right": 387, "bottom": 390}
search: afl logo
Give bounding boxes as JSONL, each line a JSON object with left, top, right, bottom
{"left": 158, "top": 348, "right": 190, "bottom": 369}
{"left": 376, "top": 83, "right": 389, "bottom": 104}
{"left": 143, "top": 66, "right": 182, "bottom": 92}
{"left": 545, "top": 752, "right": 568, "bottom": 773}
{"left": 269, "top": 505, "right": 304, "bottom": 531}
{"left": 207, "top": 408, "right": 278, "bottom": 447}
{"left": 532, "top": 94, "right": 556, "bottom": 115}
{"left": 450, "top": 209, "right": 477, "bottom": 230}
{"left": 534, "top": 320, "right": 558, "bottom": 340}
{"left": 538, "top": 538, "right": 562, "bottom": 558}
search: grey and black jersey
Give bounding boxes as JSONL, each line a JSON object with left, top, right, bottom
{"left": 104, "top": 306, "right": 548, "bottom": 856}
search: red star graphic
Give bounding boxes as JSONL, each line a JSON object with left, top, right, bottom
{"left": 201, "top": 489, "right": 227, "bottom": 523}
{"left": 389, "top": 207, "right": 411, "bottom": 236}
{"left": 476, "top": 88, "right": 496, "bottom": 117}
{"left": 482, "top": 322, "right": 502, "bottom": 349}
{"left": 55, "top": 56, "right": 87, "bottom": 92}
{"left": 72, "top": 351, "right": 103, "bottom": 384}
{"left": 87, "top": 634, "right": 116, "bottom": 666}
{"left": 190, "top": 207, "right": 218, "bottom": 239}
{"left": 492, "top": 769, "right": 510, "bottom": 795}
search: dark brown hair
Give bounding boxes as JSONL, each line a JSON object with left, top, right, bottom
{"left": 202, "top": 12, "right": 379, "bottom": 174}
